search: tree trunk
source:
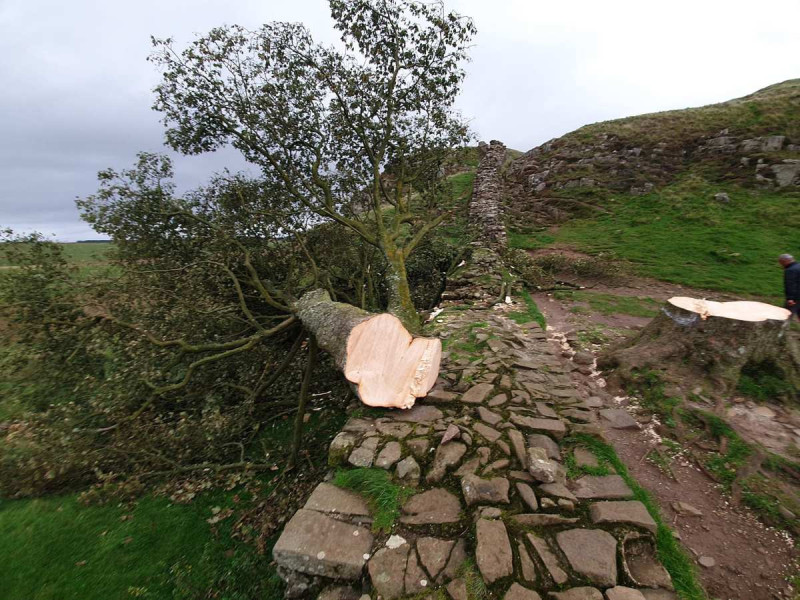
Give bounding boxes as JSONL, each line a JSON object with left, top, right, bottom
{"left": 599, "top": 297, "right": 800, "bottom": 394}
{"left": 384, "top": 246, "right": 421, "bottom": 333}
{"left": 289, "top": 335, "right": 317, "bottom": 469}
{"left": 294, "top": 289, "right": 441, "bottom": 409}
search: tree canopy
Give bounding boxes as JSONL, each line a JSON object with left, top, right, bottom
{"left": 149, "top": 0, "right": 476, "bottom": 329}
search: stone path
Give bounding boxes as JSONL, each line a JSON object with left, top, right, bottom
{"left": 273, "top": 305, "right": 677, "bottom": 600}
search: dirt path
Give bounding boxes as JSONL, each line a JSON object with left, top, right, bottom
{"left": 536, "top": 288, "right": 799, "bottom": 600}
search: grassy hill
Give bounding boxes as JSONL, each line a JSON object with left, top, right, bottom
{"left": 507, "top": 79, "right": 800, "bottom": 300}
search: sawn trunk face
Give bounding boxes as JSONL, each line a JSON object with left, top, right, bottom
{"left": 293, "top": 289, "right": 441, "bottom": 409}
{"left": 599, "top": 298, "right": 800, "bottom": 393}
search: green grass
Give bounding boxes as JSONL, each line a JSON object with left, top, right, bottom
{"left": 0, "top": 242, "right": 113, "bottom": 267}
{"left": 508, "top": 289, "right": 547, "bottom": 329}
{"left": 569, "top": 434, "right": 707, "bottom": 600}
{"left": 458, "top": 558, "right": 488, "bottom": 600}
{"left": 508, "top": 231, "right": 555, "bottom": 251}
{"left": 564, "top": 449, "right": 612, "bottom": 478}
{"left": 0, "top": 490, "right": 281, "bottom": 600}
{"left": 543, "top": 176, "right": 800, "bottom": 299}
{"left": 553, "top": 291, "right": 660, "bottom": 318}
{"left": 333, "top": 468, "right": 412, "bottom": 532}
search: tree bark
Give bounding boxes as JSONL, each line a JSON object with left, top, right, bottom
{"left": 294, "top": 289, "right": 441, "bottom": 409}
{"left": 289, "top": 335, "right": 317, "bottom": 469}
{"left": 599, "top": 297, "right": 800, "bottom": 394}
{"left": 385, "top": 245, "right": 421, "bottom": 333}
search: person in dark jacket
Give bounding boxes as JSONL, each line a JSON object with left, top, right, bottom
{"left": 780, "top": 254, "right": 800, "bottom": 319}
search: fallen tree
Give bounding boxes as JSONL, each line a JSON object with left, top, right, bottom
{"left": 295, "top": 289, "right": 441, "bottom": 409}
{"left": 599, "top": 296, "right": 800, "bottom": 394}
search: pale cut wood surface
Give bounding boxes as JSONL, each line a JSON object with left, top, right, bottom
{"left": 668, "top": 297, "right": 790, "bottom": 322}
{"left": 294, "top": 289, "right": 442, "bottom": 409}
{"left": 344, "top": 313, "right": 441, "bottom": 409}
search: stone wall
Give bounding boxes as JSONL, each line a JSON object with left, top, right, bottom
{"left": 469, "top": 140, "right": 509, "bottom": 248}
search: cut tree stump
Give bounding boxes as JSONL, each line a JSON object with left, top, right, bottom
{"left": 294, "top": 289, "right": 441, "bottom": 409}
{"left": 599, "top": 296, "right": 800, "bottom": 393}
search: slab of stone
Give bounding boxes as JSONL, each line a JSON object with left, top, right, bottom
{"left": 477, "top": 406, "right": 503, "bottom": 426}
{"left": 496, "top": 439, "right": 511, "bottom": 455}
{"left": 573, "top": 475, "right": 633, "bottom": 499}
{"left": 401, "top": 488, "right": 462, "bottom": 525}
{"left": 439, "top": 538, "right": 467, "bottom": 583}
{"left": 329, "top": 431, "right": 359, "bottom": 466}
{"left": 427, "top": 442, "right": 467, "bottom": 483}
{"left": 504, "top": 583, "right": 542, "bottom": 600}
{"left": 318, "top": 585, "right": 361, "bottom": 600}
{"left": 395, "top": 405, "right": 444, "bottom": 423}
{"left": 407, "top": 437, "right": 431, "bottom": 459}
{"left": 671, "top": 501, "right": 702, "bottom": 517}
{"left": 477, "top": 507, "right": 503, "bottom": 519}
{"left": 376, "top": 421, "right": 414, "bottom": 439}
{"left": 348, "top": 436, "right": 379, "bottom": 467}
{"left": 574, "top": 447, "right": 599, "bottom": 468}
{"left": 548, "top": 588, "right": 603, "bottom": 600}
{"left": 304, "top": 483, "right": 371, "bottom": 516}
{"left": 461, "top": 383, "right": 495, "bottom": 404}
{"left": 556, "top": 529, "right": 617, "bottom": 587}
{"left": 600, "top": 409, "right": 639, "bottom": 430}
{"left": 484, "top": 458, "right": 510, "bottom": 474}
{"left": 273, "top": 509, "right": 373, "bottom": 580}
{"left": 527, "top": 533, "right": 568, "bottom": 585}
{"left": 527, "top": 447, "right": 559, "bottom": 483}
{"left": 368, "top": 545, "right": 410, "bottom": 600}
{"left": 441, "top": 423, "right": 461, "bottom": 444}
{"left": 454, "top": 455, "right": 482, "bottom": 476}
{"left": 396, "top": 455, "right": 421, "bottom": 486}
{"left": 623, "top": 535, "right": 674, "bottom": 590}
{"left": 447, "top": 578, "right": 468, "bottom": 600}
{"left": 535, "top": 402, "right": 559, "bottom": 419}
{"left": 512, "top": 513, "right": 579, "bottom": 527}
{"left": 516, "top": 482, "right": 539, "bottom": 511}
{"left": 527, "top": 434, "right": 561, "bottom": 460}
{"left": 416, "top": 537, "right": 454, "bottom": 581}
{"left": 508, "top": 428, "right": 527, "bottom": 467}
{"left": 511, "top": 415, "right": 567, "bottom": 439}
{"left": 489, "top": 394, "right": 509, "bottom": 407}
{"left": 473, "top": 422, "right": 502, "bottom": 443}
{"left": 606, "top": 587, "right": 646, "bottom": 600}
{"left": 461, "top": 474, "right": 510, "bottom": 505}
{"left": 476, "top": 518, "right": 513, "bottom": 583}
{"left": 518, "top": 541, "right": 538, "bottom": 583}
{"left": 343, "top": 418, "right": 377, "bottom": 433}
{"left": 562, "top": 408, "right": 595, "bottom": 423}
{"left": 590, "top": 501, "right": 657, "bottom": 533}
{"left": 426, "top": 389, "right": 459, "bottom": 403}
{"left": 510, "top": 470, "right": 535, "bottom": 483}
{"left": 376, "top": 441, "right": 403, "bottom": 469}
{"left": 405, "top": 548, "right": 429, "bottom": 595}
{"left": 586, "top": 396, "right": 605, "bottom": 408}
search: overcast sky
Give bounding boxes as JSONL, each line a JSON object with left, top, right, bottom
{"left": 2, "top": 0, "right": 799, "bottom": 241}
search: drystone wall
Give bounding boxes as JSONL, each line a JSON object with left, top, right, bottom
{"left": 469, "top": 140, "right": 509, "bottom": 249}
{"left": 271, "top": 150, "right": 676, "bottom": 600}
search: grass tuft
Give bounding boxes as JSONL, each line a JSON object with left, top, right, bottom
{"left": 333, "top": 468, "right": 412, "bottom": 532}
{"left": 508, "top": 289, "right": 547, "bottom": 330}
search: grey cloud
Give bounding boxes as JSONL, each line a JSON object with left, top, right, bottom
{"left": 2, "top": 0, "right": 799, "bottom": 240}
